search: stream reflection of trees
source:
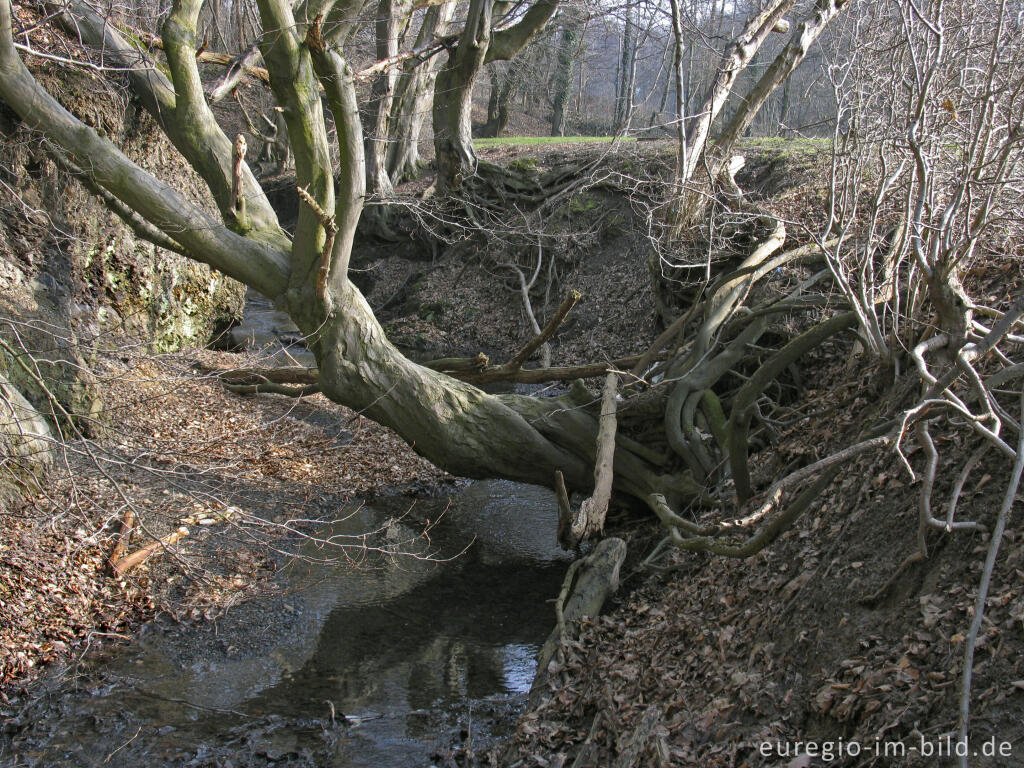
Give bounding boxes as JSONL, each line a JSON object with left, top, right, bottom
{"left": 248, "top": 554, "right": 564, "bottom": 719}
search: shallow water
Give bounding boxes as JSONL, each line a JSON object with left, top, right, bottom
{"left": 228, "top": 288, "right": 316, "bottom": 368}
{"left": 1, "top": 481, "right": 570, "bottom": 767}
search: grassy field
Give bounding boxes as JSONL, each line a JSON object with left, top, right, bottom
{"left": 473, "top": 135, "right": 637, "bottom": 148}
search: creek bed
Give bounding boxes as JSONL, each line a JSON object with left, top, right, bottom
{"left": 1, "top": 481, "right": 570, "bottom": 767}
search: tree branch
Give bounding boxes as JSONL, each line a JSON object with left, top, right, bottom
{"left": 48, "top": 148, "right": 187, "bottom": 255}
{"left": 959, "top": 392, "right": 1024, "bottom": 764}
{"left": 505, "top": 290, "right": 580, "bottom": 371}
{"left": 486, "top": 0, "right": 560, "bottom": 63}
{"left": 256, "top": 0, "right": 336, "bottom": 311}
{"left": 59, "top": 0, "right": 282, "bottom": 238}
{"left": 307, "top": 23, "right": 365, "bottom": 295}
{"left": 0, "top": 0, "right": 290, "bottom": 297}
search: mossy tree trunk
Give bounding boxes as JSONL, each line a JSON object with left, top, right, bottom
{"left": 0, "top": 0, "right": 693, "bottom": 511}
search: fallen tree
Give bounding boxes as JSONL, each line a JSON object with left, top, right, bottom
{"left": 3, "top": 0, "right": 1022, "bottom": 590}
{"left": 0, "top": 0, "right": 881, "bottom": 547}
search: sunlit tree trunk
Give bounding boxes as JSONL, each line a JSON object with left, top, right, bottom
{"left": 386, "top": 2, "right": 455, "bottom": 184}
{"left": 365, "top": 0, "right": 413, "bottom": 197}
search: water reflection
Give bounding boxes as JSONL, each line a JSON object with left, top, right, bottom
{"left": 3, "top": 482, "right": 569, "bottom": 767}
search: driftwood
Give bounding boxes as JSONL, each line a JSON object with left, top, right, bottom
{"left": 111, "top": 526, "right": 189, "bottom": 578}
{"left": 110, "top": 508, "right": 238, "bottom": 578}
{"left": 506, "top": 290, "right": 578, "bottom": 371}
{"left": 530, "top": 537, "right": 626, "bottom": 706}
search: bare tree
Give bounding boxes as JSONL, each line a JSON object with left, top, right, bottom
{"left": 808, "top": 2, "right": 1024, "bottom": 754}
{"left": 0, "top": 0, "right": 855, "bottom": 546}
{"left": 8, "top": 0, "right": 1020, "bottom": 635}
{"left": 386, "top": 1, "right": 456, "bottom": 183}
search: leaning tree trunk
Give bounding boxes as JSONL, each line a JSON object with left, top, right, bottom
{"left": 711, "top": 0, "right": 851, "bottom": 167}
{"left": 665, "top": 0, "right": 849, "bottom": 234}
{"left": 1, "top": 0, "right": 872, "bottom": 566}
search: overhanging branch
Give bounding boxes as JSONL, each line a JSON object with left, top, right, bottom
{"left": 0, "top": 0, "right": 291, "bottom": 297}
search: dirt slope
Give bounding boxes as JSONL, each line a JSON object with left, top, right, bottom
{"left": 490, "top": 289, "right": 1024, "bottom": 767}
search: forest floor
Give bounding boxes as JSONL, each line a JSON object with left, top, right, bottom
{"left": 0, "top": 347, "right": 450, "bottom": 694}
{"left": 3, "top": 140, "right": 1024, "bottom": 767}
{"left": 489, "top": 344, "right": 1024, "bottom": 768}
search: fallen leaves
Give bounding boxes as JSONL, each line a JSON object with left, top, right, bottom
{"left": 1, "top": 346, "right": 451, "bottom": 693}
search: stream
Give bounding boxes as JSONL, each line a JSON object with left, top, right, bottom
{"left": 3, "top": 290, "right": 575, "bottom": 767}
{"left": 2, "top": 482, "right": 571, "bottom": 767}
{"left": 227, "top": 289, "right": 317, "bottom": 369}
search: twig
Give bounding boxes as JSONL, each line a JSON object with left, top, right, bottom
{"left": 297, "top": 186, "right": 338, "bottom": 305}
{"left": 103, "top": 725, "right": 142, "bottom": 763}
{"left": 133, "top": 687, "right": 252, "bottom": 718}
{"left": 555, "top": 470, "right": 574, "bottom": 550}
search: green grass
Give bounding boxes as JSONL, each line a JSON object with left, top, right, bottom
{"left": 735, "top": 137, "right": 831, "bottom": 153}
{"left": 473, "top": 135, "right": 636, "bottom": 148}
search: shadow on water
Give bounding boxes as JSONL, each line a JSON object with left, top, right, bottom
{"left": 1, "top": 481, "right": 570, "bottom": 768}
{"left": 225, "top": 288, "right": 317, "bottom": 369}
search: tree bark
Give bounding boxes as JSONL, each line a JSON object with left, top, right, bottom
{"left": 613, "top": 4, "right": 637, "bottom": 134}
{"left": 386, "top": 1, "right": 455, "bottom": 183}
{"left": 668, "top": 0, "right": 688, "bottom": 178}
{"left": 432, "top": 0, "right": 491, "bottom": 188}
{"left": 550, "top": 15, "right": 579, "bottom": 136}
{"left": 365, "top": 0, "right": 413, "bottom": 197}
